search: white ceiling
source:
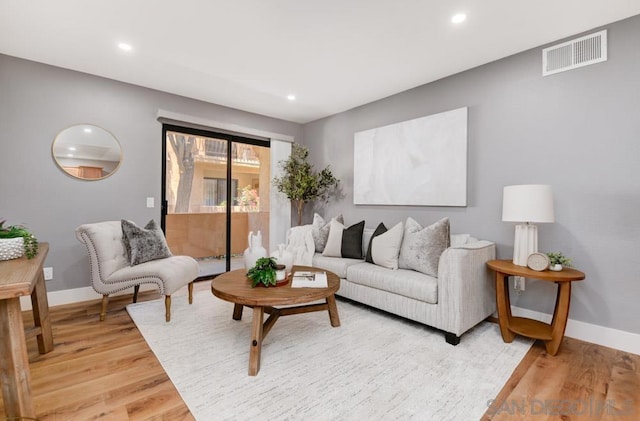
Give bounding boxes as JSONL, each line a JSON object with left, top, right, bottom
{"left": 1, "top": 1, "right": 639, "bottom": 124}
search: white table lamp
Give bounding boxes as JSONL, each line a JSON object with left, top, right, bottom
{"left": 502, "top": 185, "right": 555, "bottom": 266}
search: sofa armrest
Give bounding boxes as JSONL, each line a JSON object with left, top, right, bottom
{"left": 436, "top": 240, "right": 496, "bottom": 335}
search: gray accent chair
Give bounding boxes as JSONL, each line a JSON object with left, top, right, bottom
{"left": 76, "top": 221, "right": 199, "bottom": 322}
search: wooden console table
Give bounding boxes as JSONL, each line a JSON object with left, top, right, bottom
{"left": 486, "top": 259, "right": 585, "bottom": 356}
{"left": 0, "top": 242, "right": 54, "bottom": 419}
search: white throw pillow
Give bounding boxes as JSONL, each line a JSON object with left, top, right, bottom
{"left": 322, "top": 219, "right": 345, "bottom": 257}
{"left": 312, "top": 213, "right": 343, "bottom": 253}
{"left": 398, "top": 217, "right": 450, "bottom": 277}
{"left": 371, "top": 222, "right": 404, "bottom": 270}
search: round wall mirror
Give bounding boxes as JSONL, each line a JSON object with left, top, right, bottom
{"left": 52, "top": 124, "right": 122, "bottom": 180}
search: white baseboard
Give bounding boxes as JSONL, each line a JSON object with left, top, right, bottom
{"left": 511, "top": 306, "right": 640, "bottom": 356}
{"left": 19, "top": 284, "right": 160, "bottom": 311}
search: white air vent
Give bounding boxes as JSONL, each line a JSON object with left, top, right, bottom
{"left": 542, "top": 30, "right": 607, "bottom": 76}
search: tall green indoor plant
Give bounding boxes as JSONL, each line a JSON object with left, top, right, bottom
{"left": 272, "top": 143, "right": 340, "bottom": 225}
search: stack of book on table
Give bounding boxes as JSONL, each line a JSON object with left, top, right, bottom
{"left": 291, "top": 271, "right": 328, "bottom": 288}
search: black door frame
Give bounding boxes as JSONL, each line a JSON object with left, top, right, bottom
{"left": 161, "top": 124, "right": 270, "bottom": 273}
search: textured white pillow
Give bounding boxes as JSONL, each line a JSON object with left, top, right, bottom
{"left": 121, "top": 219, "right": 172, "bottom": 266}
{"left": 312, "top": 213, "right": 343, "bottom": 253}
{"left": 322, "top": 219, "right": 345, "bottom": 257}
{"left": 371, "top": 222, "right": 404, "bottom": 270}
{"left": 398, "top": 217, "right": 450, "bottom": 277}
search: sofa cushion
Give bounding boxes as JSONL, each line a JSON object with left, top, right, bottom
{"left": 121, "top": 219, "right": 172, "bottom": 266}
{"left": 362, "top": 228, "right": 374, "bottom": 256}
{"left": 106, "top": 255, "right": 199, "bottom": 295}
{"left": 322, "top": 219, "right": 365, "bottom": 259}
{"left": 312, "top": 213, "right": 343, "bottom": 253}
{"left": 312, "top": 253, "right": 364, "bottom": 279}
{"left": 346, "top": 262, "right": 438, "bottom": 304}
{"left": 342, "top": 220, "right": 365, "bottom": 258}
{"left": 370, "top": 222, "right": 404, "bottom": 270}
{"left": 322, "top": 219, "right": 344, "bottom": 257}
{"left": 398, "top": 217, "right": 450, "bottom": 277}
{"left": 365, "top": 222, "right": 387, "bottom": 263}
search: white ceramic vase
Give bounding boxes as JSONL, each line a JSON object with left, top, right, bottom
{"left": 244, "top": 231, "right": 267, "bottom": 270}
{"left": 549, "top": 264, "right": 563, "bottom": 271}
{"left": 0, "top": 237, "right": 25, "bottom": 261}
{"left": 271, "top": 243, "right": 294, "bottom": 274}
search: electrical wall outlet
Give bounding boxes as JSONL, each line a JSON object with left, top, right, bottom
{"left": 146, "top": 197, "right": 155, "bottom": 208}
{"left": 514, "top": 276, "right": 525, "bottom": 292}
{"left": 43, "top": 267, "right": 53, "bottom": 281}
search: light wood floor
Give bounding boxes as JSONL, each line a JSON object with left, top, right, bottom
{"left": 3, "top": 287, "right": 639, "bottom": 420}
{"left": 482, "top": 338, "right": 639, "bottom": 420}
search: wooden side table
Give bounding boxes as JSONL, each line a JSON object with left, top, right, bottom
{"left": 0, "top": 242, "right": 53, "bottom": 419}
{"left": 486, "top": 259, "right": 585, "bottom": 356}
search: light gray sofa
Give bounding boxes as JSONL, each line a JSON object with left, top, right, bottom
{"left": 311, "top": 229, "right": 496, "bottom": 345}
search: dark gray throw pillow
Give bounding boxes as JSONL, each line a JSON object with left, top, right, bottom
{"left": 366, "top": 222, "right": 388, "bottom": 263}
{"left": 341, "top": 220, "right": 365, "bottom": 259}
{"left": 121, "top": 219, "right": 172, "bottom": 266}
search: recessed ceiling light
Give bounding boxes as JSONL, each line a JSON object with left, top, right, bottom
{"left": 67, "top": 154, "right": 74, "bottom": 157}
{"left": 83, "top": 127, "right": 92, "bottom": 133}
{"left": 287, "top": 94, "right": 296, "bottom": 101}
{"left": 118, "top": 42, "right": 133, "bottom": 52}
{"left": 68, "top": 147, "right": 77, "bottom": 151}
{"left": 451, "top": 13, "right": 467, "bottom": 24}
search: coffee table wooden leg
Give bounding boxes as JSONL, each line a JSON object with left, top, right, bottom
{"left": 249, "top": 306, "right": 264, "bottom": 376}
{"left": 495, "top": 272, "right": 516, "bottom": 343}
{"left": 545, "top": 282, "right": 572, "bottom": 356}
{"left": 31, "top": 273, "right": 54, "bottom": 354}
{"left": 233, "top": 303, "right": 244, "bottom": 320}
{"left": 0, "top": 298, "right": 36, "bottom": 419}
{"left": 326, "top": 294, "right": 341, "bottom": 327}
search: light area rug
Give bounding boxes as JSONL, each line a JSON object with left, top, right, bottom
{"left": 127, "top": 291, "right": 532, "bottom": 421}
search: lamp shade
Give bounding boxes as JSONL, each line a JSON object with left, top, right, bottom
{"left": 502, "top": 185, "right": 555, "bottom": 223}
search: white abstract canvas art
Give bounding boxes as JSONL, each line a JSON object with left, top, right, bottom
{"left": 353, "top": 107, "right": 468, "bottom": 206}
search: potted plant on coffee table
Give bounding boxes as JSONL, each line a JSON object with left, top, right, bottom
{"left": 0, "top": 219, "right": 38, "bottom": 260}
{"left": 247, "top": 257, "right": 287, "bottom": 287}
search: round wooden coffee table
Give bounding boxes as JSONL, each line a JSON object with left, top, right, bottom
{"left": 211, "top": 265, "right": 341, "bottom": 376}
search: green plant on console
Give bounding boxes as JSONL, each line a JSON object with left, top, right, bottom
{"left": 546, "top": 252, "right": 572, "bottom": 267}
{"left": 0, "top": 219, "right": 38, "bottom": 259}
{"left": 247, "top": 257, "right": 278, "bottom": 287}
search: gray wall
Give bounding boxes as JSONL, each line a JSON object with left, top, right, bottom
{"left": 0, "top": 54, "right": 303, "bottom": 292}
{"left": 302, "top": 15, "right": 640, "bottom": 334}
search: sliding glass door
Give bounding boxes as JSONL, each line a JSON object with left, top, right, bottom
{"left": 162, "top": 125, "right": 270, "bottom": 278}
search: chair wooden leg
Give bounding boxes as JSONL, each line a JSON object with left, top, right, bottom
{"left": 100, "top": 295, "right": 109, "bottom": 321}
{"left": 188, "top": 282, "right": 194, "bottom": 304}
{"left": 133, "top": 285, "right": 140, "bottom": 303}
{"left": 165, "top": 295, "right": 171, "bottom": 322}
